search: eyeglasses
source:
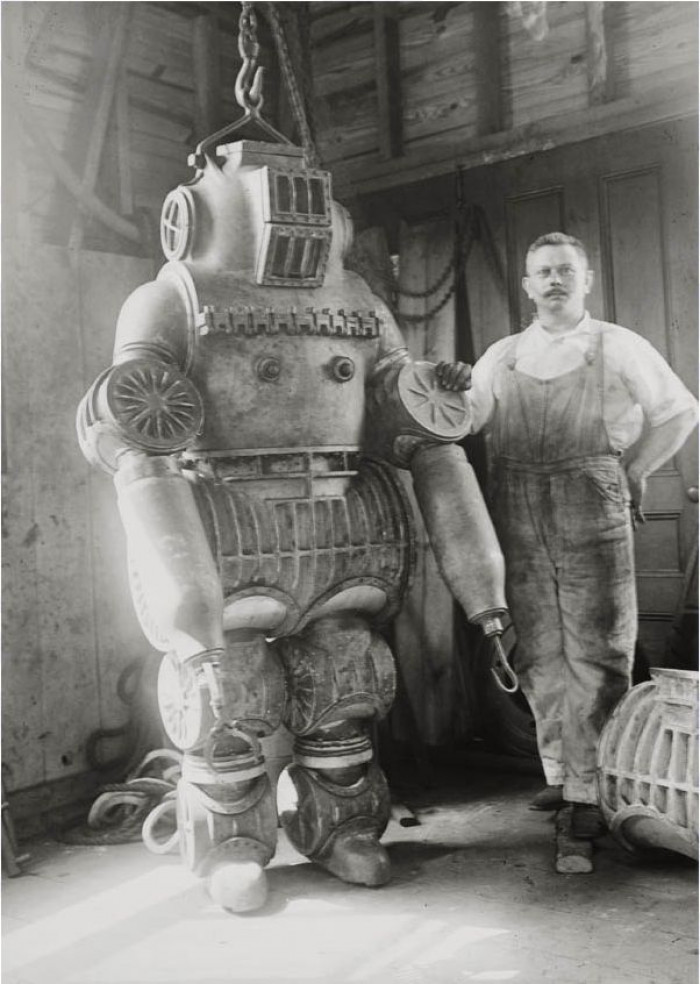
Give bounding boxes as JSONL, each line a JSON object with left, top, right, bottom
{"left": 532, "top": 265, "right": 578, "bottom": 280}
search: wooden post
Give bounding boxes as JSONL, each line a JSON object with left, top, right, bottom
{"left": 474, "top": 3, "right": 504, "bottom": 136}
{"left": 586, "top": 1, "right": 614, "bottom": 106}
{"left": 116, "top": 66, "right": 134, "bottom": 217}
{"left": 68, "top": 3, "right": 133, "bottom": 249}
{"left": 192, "top": 13, "right": 222, "bottom": 142}
{"left": 373, "top": 4, "right": 402, "bottom": 160}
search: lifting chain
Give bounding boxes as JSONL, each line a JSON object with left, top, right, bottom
{"left": 267, "top": 3, "right": 320, "bottom": 168}
{"left": 236, "top": 2, "right": 264, "bottom": 113}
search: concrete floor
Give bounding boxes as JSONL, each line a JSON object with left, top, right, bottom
{"left": 2, "top": 768, "right": 697, "bottom": 984}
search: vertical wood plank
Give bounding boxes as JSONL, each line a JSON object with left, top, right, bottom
{"left": 2, "top": 241, "right": 45, "bottom": 791}
{"left": 1, "top": 3, "right": 29, "bottom": 242}
{"left": 474, "top": 2, "right": 504, "bottom": 136}
{"left": 17, "top": 244, "right": 101, "bottom": 782}
{"left": 3, "top": 244, "right": 159, "bottom": 795}
{"left": 586, "top": 1, "right": 613, "bottom": 106}
{"left": 69, "top": 3, "right": 133, "bottom": 249}
{"left": 115, "top": 66, "right": 134, "bottom": 216}
{"left": 192, "top": 13, "right": 222, "bottom": 142}
{"left": 373, "top": 4, "right": 403, "bottom": 160}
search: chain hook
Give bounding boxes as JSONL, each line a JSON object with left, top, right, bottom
{"left": 235, "top": 2, "right": 265, "bottom": 115}
{"left": 189, "top": 0, "right": 294, "bottom": 169}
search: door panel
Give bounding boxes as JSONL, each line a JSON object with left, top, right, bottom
{"left": 505, "top": 187, "right": 565, "bottom": 329}
{"left": 601, "top": 167, "right": 669, "bottom": 358}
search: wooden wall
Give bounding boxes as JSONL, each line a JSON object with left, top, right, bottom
{"left": 2, "top": 245, "right": 157, "bottom": 804}
{"left": 2, "top": 2, "right": 290, "bottom": 254}
{"left": 310, "top": 2, "right": 699, "bottom": 197}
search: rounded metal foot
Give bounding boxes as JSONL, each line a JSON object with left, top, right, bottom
{"left": 206, "top": 861, "right": 268, "bottom": 912}
{"left": 322, "top": 830, "right": 391, "bottom": 887}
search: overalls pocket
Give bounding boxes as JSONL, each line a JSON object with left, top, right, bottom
{"left": 579, "top": 461, "right": 626, "bottom": 507}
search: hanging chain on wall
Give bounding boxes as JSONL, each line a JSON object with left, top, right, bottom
{"left": 399, "top": 207, "right": 481, "bottom": 323}
{"left": 267, "top": 3, "right": 320, "bottom": 168}
{"left": 369, "top": 203, "right": 505, "bottom": 326}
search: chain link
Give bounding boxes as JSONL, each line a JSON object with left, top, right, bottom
{"left": 267, "top": 3, "right": 320, "bottom": 167}
{"left": 397, "top": 209, "right": 477, "bottom": 323}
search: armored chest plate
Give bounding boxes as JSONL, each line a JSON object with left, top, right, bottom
{"left": 189, "top": 304, "right": 383, "bottom": 453}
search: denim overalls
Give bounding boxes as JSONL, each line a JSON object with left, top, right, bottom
{"left": 490, "top": 328, "right": 637, "bottom": 804}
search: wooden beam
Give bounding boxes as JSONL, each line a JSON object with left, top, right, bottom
{"left": 473, "top": 2, "right": 504, "bottom": 136}
{"left": 586, "top": 1, "right": 614, "bottom": 106}
{"left": 116, "top": 66, "right": 134, "bottom": 216}
{"left": 68, "top": 4, "right": 133, "bottom": 249}
{"left": 5, "top": 76, "right": 142, "bottom": 244}
{"left": 331, "top": 91, "right": 698, "bottom": 200}
{"left": 373, "top": 4, "right": 402, "bottom": 160}
{"left": 192, "top": 12, "right": 222, "bottom": 142}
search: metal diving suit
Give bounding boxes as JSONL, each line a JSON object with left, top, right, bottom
{"left": 77, "top": 137, "right": 507, "bottom": 912}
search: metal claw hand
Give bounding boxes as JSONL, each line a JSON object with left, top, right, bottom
{"left": 490, "top": 634, "right": 519, "bottom": 694}
{"left": 204, "top": 720, "right": 263, "bottom": 773}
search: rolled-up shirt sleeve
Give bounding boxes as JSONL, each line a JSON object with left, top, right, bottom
{"left": 617, "top": 332, "right": 698, "bottom": 427}
{"left": 466, "top": 339, "right": 505, "bottom": 434}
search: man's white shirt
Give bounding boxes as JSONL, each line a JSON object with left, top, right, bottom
{"left": 467, "top": 312, "right": 698, "bottom": 451}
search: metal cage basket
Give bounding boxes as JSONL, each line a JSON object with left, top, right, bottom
{"left": 597, "top": 668, "right": 699, "bottom": 859}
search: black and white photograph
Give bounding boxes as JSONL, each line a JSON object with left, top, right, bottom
{"left": 2, "top": 2, "right": 698, "bottom": 982}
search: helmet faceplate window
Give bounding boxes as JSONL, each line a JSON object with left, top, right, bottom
{"left": 257, "top": 167, "right": 332, "bottom": 287}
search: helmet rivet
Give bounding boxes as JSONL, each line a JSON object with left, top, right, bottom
{"left": 330, "top": 356, "right": 355, "bottom": 382}
{"left": 257, "top": 356, "right": 281, "bottom": 382}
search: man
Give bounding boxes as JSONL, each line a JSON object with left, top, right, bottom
{"left": 438, "top": 232, "right": 697, "bottom": 843}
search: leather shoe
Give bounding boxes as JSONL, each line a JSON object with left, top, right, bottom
{"left": 529, "top": 785, "right": 564, "bottom": 811}
{"left": 571, "top": 803, "right": 606, "bottom": 839}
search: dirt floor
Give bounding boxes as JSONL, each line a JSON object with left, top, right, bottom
{"left": 2, "top": 767, "right": 697, "bottom": 984}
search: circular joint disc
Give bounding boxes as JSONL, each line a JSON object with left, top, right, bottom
{"left": 397, "top": 361, "right": 470, "bottom": 439}
{"left": 106, "top": 359, "right": 203, "bottom": 453}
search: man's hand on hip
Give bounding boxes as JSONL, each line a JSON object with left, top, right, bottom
{"left": 626, "top": 466, "right": 647, "bottom": 525}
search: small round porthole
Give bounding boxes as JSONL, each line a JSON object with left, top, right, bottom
{"left": 160, "top": 188, "right": 194, "bottom": 260}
